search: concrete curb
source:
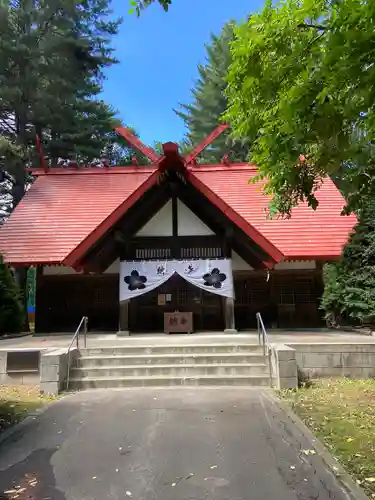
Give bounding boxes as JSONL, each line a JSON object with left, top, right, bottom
{"left": 267, "top": 390, "right": 369, "bottom": 500}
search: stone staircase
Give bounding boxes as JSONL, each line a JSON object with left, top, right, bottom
{"left": 68, "top": 341, "right": 271, "bottom": 389}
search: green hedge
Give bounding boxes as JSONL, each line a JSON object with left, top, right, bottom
{"left": 0, "top": 254, "right": 24, "bottom": 334}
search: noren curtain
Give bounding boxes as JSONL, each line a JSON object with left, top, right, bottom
{"left": 119, "top": 259, "right": 233, "bottom": 302}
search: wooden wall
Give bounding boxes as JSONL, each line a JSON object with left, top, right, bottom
{"left": 234, "top": 269, "right": 324, "bottom": 329}
{"left": 35, "top": 268, "right": 324, "bottom": 334}
{"left": 128, "top": 275, "right": 224, "bottom": 332}
{"left": 36, "top": 274, "right": 119, "bottom": 333}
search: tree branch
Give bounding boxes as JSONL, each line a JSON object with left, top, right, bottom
{"left": 298, "top": 23, "right": 328, "bottom": 31}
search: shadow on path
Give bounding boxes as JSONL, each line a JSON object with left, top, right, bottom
{"left": 0, "top": 448, "right": 66, "bottom": 500}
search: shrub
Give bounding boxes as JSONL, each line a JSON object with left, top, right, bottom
{"left": 0, "top": 254, "right": 24, "bottom": 334}
{"left": 321, "top": 202, "right": 375, "bottom": 326}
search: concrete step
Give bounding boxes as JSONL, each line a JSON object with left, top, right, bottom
{"left": 71, "top": 363, "right": 269, "bottom": 378}
{"left": 69, "top": 374, "right": 270, "bottom": 389}
{"left": 80, "top": 344, "right": 263, "bottom": 356}
{"left": 75, "top": 353, "right": 267, "bottom": 368}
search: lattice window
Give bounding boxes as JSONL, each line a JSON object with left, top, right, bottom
{"left": 275, "top": 274, "right": 316, "bottom": 305}
{"left": 135, "top": 248, "right": 172, "bottom": 259}
{"left": 180, "top": 247, "right": 223, "bottom": 259}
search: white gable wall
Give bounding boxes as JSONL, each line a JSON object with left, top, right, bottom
{"left": 134, "top": 199, "right": 215, "bottom": 237}
{"left": 232, "top": 252, "right": 253, "bottom": 271}
{"left": 42, "top": 199, "right": 317, "bottom": 274}
{"left": 136, "top": 200, "right": 173, "bottom": 237}
{"left": 177, "top": 200, "right": 214, "bottom": 236}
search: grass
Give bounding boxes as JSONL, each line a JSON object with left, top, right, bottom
{"left": 0, "top": 385, "right": 56, "bottom": 434}
{"left": 280, "top": 378, "right": 375, "bottom": 499}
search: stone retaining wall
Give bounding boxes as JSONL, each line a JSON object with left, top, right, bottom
{"left": 290, "top": 343, "right": 375, "bottom": 379}
{"left": 0, "top": 347, "right": 78, "bottom": 395}
{"left": 270, "top": 342, "right": 375, "bottom": 389}
{"left": 270, "top": 344, "right": 298, "bottom": 389}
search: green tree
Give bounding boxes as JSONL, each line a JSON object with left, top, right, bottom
{"left": 0, "top": 254, "right": 24, "bottom": 334}
{"left": 101, "top": 127, "right": 153, "bottom": 166}
{"left": 225, "top": 0, "right": 375, "bottom": 216}
{"left": 321, "top": 202, "right": 375, "bottom": 327}
{"left": 175, "top": 23, "right": 249, "bottom": 163}
{"left": 0, "top": 0, "right": 121, "bottom": 204}
{"left": 129, "top": 0, "right": 172, "bottom": 15}
{"left": 0, "top": 0, "right": 120, "bottom": 329}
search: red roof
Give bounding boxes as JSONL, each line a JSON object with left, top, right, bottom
{"left": 0, "top": 163, "right": 356, "bottom": 266}
{"left": 0, "top": 167, "right": 155, "bottom": 265}
{"left": 191, "top": 165, "right": 356, "bottom": 259}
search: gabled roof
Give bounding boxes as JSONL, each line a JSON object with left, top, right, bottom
{"left": 190, "top": 165, "right": 356, "bottom": 260}
{"left": 0, "top": 162, "right": 356, "bottom": 267}
{"left": 0, "top": 167, "right": 156, "bottom": 265}
{"left": 0, "top": 125, "right": 357, "bottom": 268}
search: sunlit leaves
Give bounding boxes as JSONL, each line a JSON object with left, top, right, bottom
{"left": 225, "top": 0, "right": 375, "bottom": 215}
{"left": 130, "top": 0, "right": 172, "bottom": 15}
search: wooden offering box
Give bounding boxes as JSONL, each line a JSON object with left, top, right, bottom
{"left": 164, "top": 312, "right": 193, "bottom": 334}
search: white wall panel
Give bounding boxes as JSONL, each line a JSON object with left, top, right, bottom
{"left": 136, "top": 200, "right": 173, "bottom": 237}
{"left": 274, "top": 260, "right": 316, "bottom": 270}
{"left": 177, "top": 200, "right": 215, "bottom": 236}
{"left": 232, "top": 252, "right": 253, "bottom": 271}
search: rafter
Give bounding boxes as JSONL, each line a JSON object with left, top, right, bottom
{"left": 115, "top": 126, "right": 161, "bottom": 164}
{"left": 35, "top": 135, "right": 48, "bottom": 172}
{"left": 184, "top": 124, "right": 229, "bottom": 165}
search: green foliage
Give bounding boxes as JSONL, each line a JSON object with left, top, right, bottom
{"left": 321, "top": 202, "right": 375, "bottom": 325}
{"left": 0, "top": 0, "right": 121, "bottom": 195}
{"left": 0, "top": 254, "right": 24, "bottom": 334}
{"left": 225, "top": 0, "right": 375, "bottom": 216}
{"left": 176, "top": 22, "right": 249, "bottom": 163}
{"left": 102, "top": 127, "right": 153, "bottom": 166}
{"left": 129, "top": 0, "right": 172, "bottom": 15}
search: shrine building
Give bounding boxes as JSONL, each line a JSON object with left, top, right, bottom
{"left": 0, "top": 126, "right": 356, "bottom": 334}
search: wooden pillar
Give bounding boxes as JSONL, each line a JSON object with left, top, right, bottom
{"left": 34, "top": 265, "right": 43, "bottom": 334}
{"left": 118, "top": 299, "right": 130, "bottom": 336}
{"left": 269, "top": 270, "right": 278, "bottom": 328}
{"left": 223, "top": 229, "right": 237, "bottom": 333}
{"left": 315, "top": 261, "right": 325, "bottom": 325}
{"left": 224, "top": 296, "right": 237, "bottom": 333}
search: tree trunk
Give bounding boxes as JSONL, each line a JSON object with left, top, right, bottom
{"left": 12, "top": 110, "right": 29, "bottom": 331}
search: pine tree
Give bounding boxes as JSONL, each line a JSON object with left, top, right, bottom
{"left": 0, "top": 0, "right": 120, "bottom": 329}
{"left": 0, "top": 0, "right": 121, "bottom": 204}
{"left": 321, "top": 203, "right": 375, "bottom": 327}
{"left": 0, "top": 254, "right": 24, "bottom": 334}
{"left": 175, "top": 22, "right": 249, "bottom": 163}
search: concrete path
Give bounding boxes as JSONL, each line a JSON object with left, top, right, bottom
{"left": 0, "top": 388, "right": 351, "bottom": 500}
{"left": 1, "top": 330, "right": 375, "bottom": 352}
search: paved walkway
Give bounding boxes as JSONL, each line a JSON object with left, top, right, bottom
{"left": 0, "top": 388, "right": 351, "bottom": 500}
{"left": 1, "top": 330, "right": 375, "bottom": 351}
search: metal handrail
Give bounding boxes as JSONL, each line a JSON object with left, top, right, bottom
{"left": 256, "top": 312, "right": 273, "bottom": 387}
{"left": 66, "top": 316, "right": 88, "bottom": 390}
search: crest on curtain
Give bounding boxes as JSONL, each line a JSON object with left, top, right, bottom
{"left": 119, "top": 259, "right": 233, "bottom": 302}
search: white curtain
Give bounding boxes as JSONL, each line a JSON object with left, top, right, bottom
{"left": 119, "top": 259, "right": 233, "bottom": 302}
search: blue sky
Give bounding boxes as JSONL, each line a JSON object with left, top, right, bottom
{"left": 102, "top": 0, "right": 264, "bottom": 146}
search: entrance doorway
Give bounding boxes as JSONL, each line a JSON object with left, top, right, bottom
{"left": 129, "top": 274, "right": 224, "bottom": 332}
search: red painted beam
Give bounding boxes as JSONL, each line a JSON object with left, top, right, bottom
{"left": 26, "top": 166, "right": 157, "bottom": 176}
{"left": 63, "top": 170, "right": 160, "bottom": 269}
{"left": 184, "top": 124, "right": 229, "bottom": 165}
{"left": 186, "top": 170, "right": 285, "bottom": 263}
{"left": 35, "top": 135, "right": 48, "bottom": 173}
{"left": 115, "top": 127, "right": 161, "bottom": 164}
